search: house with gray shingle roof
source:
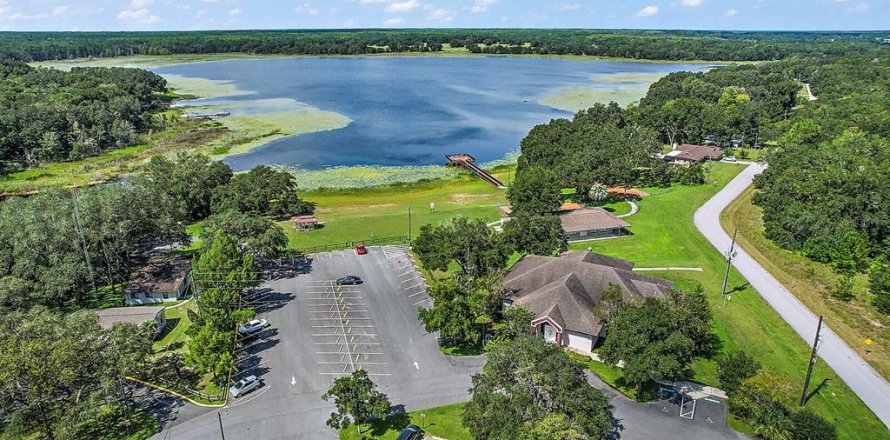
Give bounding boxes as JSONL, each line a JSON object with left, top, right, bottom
{"left": 502, "top": 250, "right": 673, "bottom": 354}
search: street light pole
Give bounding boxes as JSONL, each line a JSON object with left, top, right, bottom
{"left": 721, "top": 227, "right": 739, "bottom": 307}
{"left": 408, "top": 205, "right": 412, "bottom": 245}
{"left": 218, "top": 411, "right": 226, "bottom": 440}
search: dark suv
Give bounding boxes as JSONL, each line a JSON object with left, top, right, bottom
{"left": 396, "top": 425, "right": 424, "bottom": 440}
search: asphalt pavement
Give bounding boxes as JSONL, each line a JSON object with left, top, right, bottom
{"left": 151, "top": 245, "right": 483, "bottom": 440}
{"left": 694, "top": 162, "right": 890, "bottom": 430}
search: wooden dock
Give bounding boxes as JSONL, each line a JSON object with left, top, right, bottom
{"left": 445, "top": 154, "right": 505, "bottom": 188}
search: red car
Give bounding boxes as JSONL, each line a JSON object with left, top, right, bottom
{"left": 355, "top": 244, "right": 368, "bottom": 255}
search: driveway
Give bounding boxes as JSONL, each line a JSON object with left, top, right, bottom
{"left": 151, "top": 245, "right": 483, "bottom": 439}
{"left": 694, "top": 163, "right": 890, "bottom": 429}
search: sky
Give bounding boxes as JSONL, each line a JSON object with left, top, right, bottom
{"left": 0, "top": 0, "right": 886, "bottom": 32}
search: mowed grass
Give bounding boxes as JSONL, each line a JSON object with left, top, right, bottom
{"left": 339, "top": 403, "right": 471, "bottom": 440}
{"left": 280, "top": 167, "right": 512, "bottom": 250}
{"left": 569, "top": 162, "right": 887, "bottom": 439}
{"left": 721, "top": 186, "right": 890, "bottom": 379}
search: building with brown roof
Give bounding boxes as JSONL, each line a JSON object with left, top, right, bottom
{"left": 124, "top": 255, "right": 191, "bottom": 306}
{"left": 503, "top": 251, "right": 672, "bottom": 354}
{"left": 664, "top": 144, "right": 724, "bottom": 166}
{"left": 559, "top": 207, "right": 630, "bottom": 241}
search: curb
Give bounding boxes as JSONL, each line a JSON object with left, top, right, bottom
{"left": 124, "top": 376, "right": 227, "bottom": 408}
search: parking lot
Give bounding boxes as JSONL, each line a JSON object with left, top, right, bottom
{"left": 154, "top": 245, "right": 483, "bottom": 440}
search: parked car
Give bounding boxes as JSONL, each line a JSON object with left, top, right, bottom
{"left": 229, "top": 375, "right": 261, "bottom": 398}
{"left": 396, "top": 425, "right": 424, "bottom": 440}
{"left": 336, "top": 275, "right": 363, "bottom": 285}
{"left": 724, "top": 156, "right": 737, "bottom": 162}
{"left": 355, "top": 244, "right": 368, "bottom": 255}
{"left": 238, "top": 319, "right": 269, "bottom": 336}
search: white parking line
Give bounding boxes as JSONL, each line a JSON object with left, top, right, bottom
{"left": 312, "top": 333, "right": 378, "bottom": 337}
{"left": 314, "top": 342, "right": 381, "bottom": 345}
{"left": 403, "top": 283, "right": 424, "bottom": 290}
{"left": 400, "top": 276, "right": 422, "bottom": 284}
{"left": 397, "top": 271, "right": 416, "bottom": 277}
{"left": 311, "top": 325, "right": 376, "bottom": 328}
{"left": 224, "top": 385, "right": 271, "bottom": 409}
{"left": 407, "top": 291, "right": 425, "bottom": 298}
{"left": 319, "top": 372, "right": 393, "bottom": 377}
{"left": 413, "top": 298, "right": 432, "bottom": 306}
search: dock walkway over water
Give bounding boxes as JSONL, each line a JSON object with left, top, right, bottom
{"left": 445, "top": 154, "right": 506, "bottom": 189}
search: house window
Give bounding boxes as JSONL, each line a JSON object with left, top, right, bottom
{"left": 162, "top": 292, "right": 169, "bottom": 299}
{"left": 579, "top": 231, "right": 588, "bottom": 237}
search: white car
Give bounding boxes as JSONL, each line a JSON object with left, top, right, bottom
{"left": 229, "top": 375, "right": 260, "bottom": 398}
{"left": 724, "top": 156, "right": 737, "bottom": 162}
{"left": 238, "top": 319, "right": 269, "bottom": 336}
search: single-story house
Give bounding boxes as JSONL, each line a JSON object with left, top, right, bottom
{"left": 124, "top": 255, "right": 191, "bottom": 305}
{"left": 502, "top": 251, "right": 673, "bottom": 354}
{"left": 663, "top": 144, "right": 724, "bottom": 166}
{"left": 559, "top": 207, "right": 630, "bottom": 241}
{"left": 293, "top": 215, "right": 319, "bottom": 231}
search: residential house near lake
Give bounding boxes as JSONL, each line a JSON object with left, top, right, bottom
{"left": 559, "top": 207, "right": 630, "bottom": 241}
{"left": 502, "top": 251, "right": 672, "bottom": 355}
{"left": 124, "top": 255, "right": 191, "bottom": 306}
{"left": 663, "top": 144, "right": 724, "bottom": 166}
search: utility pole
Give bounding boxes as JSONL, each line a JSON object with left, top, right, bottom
{"left": 217, "top": 411, "right": 226, "bottom": 440}
{"left": 721, "top": 228, "right": 739, "bottom": 307}
{"left": 70, "top": 184, "right": 98, "bottom": 296}
{"left": 407, "top": 205, "right": 412, "bottom": 245}
{"left": 800, "top": 315, "right": 824, "bottom": 407}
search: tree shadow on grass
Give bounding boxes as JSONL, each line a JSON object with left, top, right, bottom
{"left": 353, "top": 405, "right": 411, "bottom": 439}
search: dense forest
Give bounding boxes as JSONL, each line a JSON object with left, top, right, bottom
{"left": 0, "top": 29, "right": 885, "bottom": 62}
{"left": 0, "top": 60, "right": 167, "bottom": 166}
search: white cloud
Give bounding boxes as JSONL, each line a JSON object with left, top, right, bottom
{"left": 343, "top": 19, "right": 355, "bottom": 27}
{"left": 725, "top": 8, "right": 737, "bottom": 17}
{"left": 426, "top": 8, "right": 456, "bottom": 21}
{"left": 383, "top": 17, "right": 404, "bottom": 26}
{"left": 9, "top": 12, "right": 49, "bottom": 20}
{"left": 228, "top": 8, "right": 241, "bottom": 15}
{"left": 195, "top": 9, "right": 208, "bottom": 18}
{"left": 852, "top": 2, "right": 870, "bottom": 12}
{"left": 130, "top": 0, "right": 154, "bottom": 8}
{"left": 556, "top": 3, "right": 582, "bottom": 12}
{"left": 680, "top": 0, "right": 702, "bottom": 6}
{"left": 471, "top": 0, "right": 499, "bottom": 14}
{"left": 52, "top": 6, "right": 69, "bottom": 17}
{"left": 635, "top": 5, "right": 658, "bottom": 17}
{"left": 117, "top": 8, "right": 159, "bottom": 23}
{"left": 385, "top": 0, "right": 420, "bottom": 13}
{"left": 295, "top": 3, "right": 319, "bottom": 15}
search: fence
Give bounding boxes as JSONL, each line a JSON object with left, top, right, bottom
{"left": 152, "top": 376, "right": 225, "bottom": 403}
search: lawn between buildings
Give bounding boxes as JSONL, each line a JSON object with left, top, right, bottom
{"left": 569, "top": 162, "right": 887, "bottom": 440}
{"left": 338, "top": 403, "right": 471, "bottom": 440}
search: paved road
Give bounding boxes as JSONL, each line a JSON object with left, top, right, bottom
{"left": 694, "top": 163, "right": 890, "bottom": 429}
{"left": 586, "top": 372, "right": 746, "bottom": 440}
{"left": 151, "top": 246, "right": 483, "bottom": 440}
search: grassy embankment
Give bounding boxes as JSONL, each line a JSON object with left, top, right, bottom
{"left": 721, "top": 186, "right": 890, "bottom": 379}
{"left": 338, "top": 403, "right": 471, "bottom": 440}
{"left": 567, "top": 162, "right": 887, "bottom": 439}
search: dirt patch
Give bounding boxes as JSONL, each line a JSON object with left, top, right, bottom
{"left": 315, "top": 203, "right": 395, "bottom": 213}
{"left": 451, "top": 193, "right": 489, "bottom": 205}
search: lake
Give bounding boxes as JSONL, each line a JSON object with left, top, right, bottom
{"left": 153, "top": 57, "right": 706, "bottom": 171}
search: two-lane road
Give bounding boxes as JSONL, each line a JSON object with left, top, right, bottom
{"left": 694, "top": 163, "right": 890, "bottom": 430}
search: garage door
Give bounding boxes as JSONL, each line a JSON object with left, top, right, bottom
{"left": 565, "top": 331, "right": 592, "bottom": 353}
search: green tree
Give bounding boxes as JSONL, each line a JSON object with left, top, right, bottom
{"left": 599, "top": 290, "right": 712, "bottom": 391}
{"left": 419, "top": 275, "right": 502, "bottom": 346}
{"left": 185, "top": 324, "right": 235, "bottom": 385}
{"left": 519, "top": 413, "right": 589, "bottom": 440}
{"left": 192, "top": 230, "right": 258, "bottom": 331}
{"left": 462, "top": 335, "right": 611, "bottom": 440}
{"left": 321, "top": 369, "right": 391, "bottom": 434}
{"left": 729, "top": 371, "right": 793, "bottom": 433}
{"left": 204, "top": 211, "right": 288, "bottom": 259}
{"left": 587, "top": 183, "right": 609, "bottom": 204}
{"left": 507, "top": 165, "right": 563, "bottom": 214}
{"left": 139, "top": 153, "right": 233, "bottom": 222}
{"left": 717, "top": 351, "right": 761, "bottom": 396}
{"left": 413, "top": 217, "right": 511, "bottom": 278}
{"left": 212, "top": 165, "right": 309, "bottom": 218}
{"left": 502, "top": 212, "right": 566, "bottom": 256}
{"left": 493, "top": 306, "right": 534, "bottom": 341}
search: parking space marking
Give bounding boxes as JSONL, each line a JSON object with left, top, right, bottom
{"left": 413, "top": 298, "right": 432, "bottom": 306}
{"left": 407, "top": 290, "right": 426, "bottom": 298}
{"left": 312, "top": 333, "right": 378, "bottom": 337}
{"left": 403, "top": 283, "right": 424, "bottom": 290}
{"left": 398, "top": 270, "right": 416, "bottom": 277}
{"left": 224, "top": 385, "right": 271, "bottom": 409}
{"left": 400, "top": 276, "right": 422, "bottom": 284}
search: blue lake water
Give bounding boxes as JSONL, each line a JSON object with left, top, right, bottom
{"left": 153, "top": 57, "right": 706, "bottom": 171}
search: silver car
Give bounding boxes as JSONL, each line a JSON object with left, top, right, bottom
{"left": 229, "top": 375, "right": 260, "bottom": 398}
{"left": 238, "top": 319, "right": 269, "bottom": 336}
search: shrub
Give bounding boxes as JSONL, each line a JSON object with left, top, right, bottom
{"left": 717, "top": 351, "right": 761, "bottom": 396}
{"left": 791, "top": 409, "right": 837, "bottom": 440}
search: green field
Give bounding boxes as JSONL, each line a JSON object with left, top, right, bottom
{"left": 569, "top": 163, "right": 887, "bottom": 439}
{"left": 280, "top": 166, "right": 513, "bottom": 250}
{"left": 339, "top": 403, "right": 471, "bottom": 440}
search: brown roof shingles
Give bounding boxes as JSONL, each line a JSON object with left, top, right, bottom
{"left": 559, "top": 207, "right": 630, "bottom": 233}
{"left": 124, "top": 255, "right": 190, "bottom": 295}
{"left": 504, "top": 251, "right": 672, "bottom": 337}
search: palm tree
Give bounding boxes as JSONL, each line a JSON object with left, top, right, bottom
{"left": 588, "top": 183, "right": 609, "bottom": 204}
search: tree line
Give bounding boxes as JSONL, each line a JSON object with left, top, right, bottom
{"left": 0, "top": 29, "right": 885, "bottom": 62}
{"left": 0, "top": 60, "right": 167, "bottom": 167}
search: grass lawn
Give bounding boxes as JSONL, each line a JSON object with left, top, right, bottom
{"left": 280, "top": 167, "right": 511, "bottom": 250}
{"left": 568, "top": 162, "right": 887, "bottom": 440}
{"left": 721, "top": 186, "right": 890, "bottom": 379}
{"left": 152, "top": 301, "right": 193, "bottom": 354}
{"left": 339, "top": 403, "right": 471, "bottom": 440}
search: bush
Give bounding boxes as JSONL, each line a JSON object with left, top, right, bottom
{"left": 791, "top": 409, "right": 838, "bottom": 440}
{"left": 830, "top": 275, "right": 855, "bottom": 301}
